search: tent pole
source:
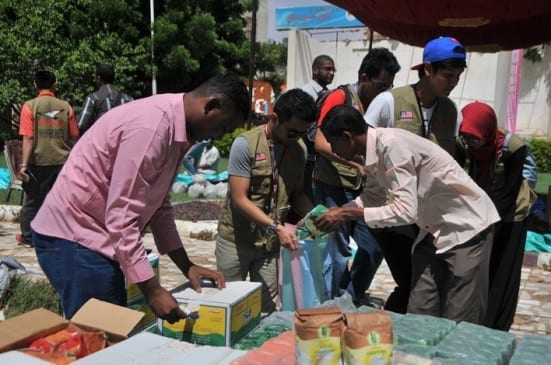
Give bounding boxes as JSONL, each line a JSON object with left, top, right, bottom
{"left": 369, "top": 26, "right": 374, "bottom": 51}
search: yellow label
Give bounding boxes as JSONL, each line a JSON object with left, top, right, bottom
{"left": 296, "top": 336, "right": 342, "bottom": 365}
{"left": 343, "top": 344, "right": 393, "bottom": 365}
{"left": 162, "top": 305, "right": 227, "bottom": 345}
{"left": 191, "top": 305, "right": 226, "bottom": 336}
{"left": 230, "top": 287, "right": 261, "bottom": 332}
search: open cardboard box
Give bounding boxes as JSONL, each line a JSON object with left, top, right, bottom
{"left": 0, "top": 298, "right": 144, "bottom": 357}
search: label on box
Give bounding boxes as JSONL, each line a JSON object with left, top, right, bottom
{"left": 230, "top": 288, "right": 261, "bottom": 344}
{"left": 162, "top": 305, "right": 228, "bottom": 345}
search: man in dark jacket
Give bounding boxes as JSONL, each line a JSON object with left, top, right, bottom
{"left": 78, "top": 64, "right": 133, "bottom": 134}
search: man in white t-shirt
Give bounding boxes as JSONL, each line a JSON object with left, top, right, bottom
{"left": 364, "top": 36, "right": 466, "bottom": 156}
{"left": 362, "top": 36, "right": 468, "bottom": 314}
{"left": 197, "top": 138, "right": 220, "bottom": 175}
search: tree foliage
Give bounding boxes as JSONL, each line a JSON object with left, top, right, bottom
{"left": 0, "top": 0, "right": 287, "bottom": 142}
{"left": 0, "top": 0, "right": 148, "bottom": 140}
{"left": 153, "top": 0, "right": 249, "bottom": 92}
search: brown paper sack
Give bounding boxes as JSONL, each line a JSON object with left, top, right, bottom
{"left": 295, "top": 306, "right": 344, "bottom": 365}
{"left": 343, "top": 311, "right": 393, "bottom": 364}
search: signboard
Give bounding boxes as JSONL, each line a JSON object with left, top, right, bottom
{"left": 275, "top": 5, "right": 363, "bottom": 30}
{"left": 249, "top": 80, "right": 274, "bottom": 116}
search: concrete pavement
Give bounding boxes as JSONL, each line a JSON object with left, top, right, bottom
{"left": 1, "top": 215, "right": 550, "bottom": 337}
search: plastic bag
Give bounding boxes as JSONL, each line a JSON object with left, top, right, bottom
{"left": 203, "top": 182, "right": 218, "bottom": 199}
{"left": 193, "top": 173, "right": 207, "bottom": 186}
{"left": 215, "top": 182, "right": 228, "bottom": 198}
{"left": 296, "top": 204, "right": 328, "bottom": 239}
{"left": 188, "top": 183, "right": 205, "bottom": 198}
{"left": 279, "top": 232, "right": 332, "bottom": 311}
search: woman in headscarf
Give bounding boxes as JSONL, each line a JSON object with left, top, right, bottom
{"left": 459, "top": 101, "right": 536, "bottom": 331}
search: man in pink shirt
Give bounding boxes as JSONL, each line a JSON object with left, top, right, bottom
{"left": 31, "top": 75, "right": 250, "bottom": 322}
{"left": 314, "top": 105, "right": 500, "bottom": 324}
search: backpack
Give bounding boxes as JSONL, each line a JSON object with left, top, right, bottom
{"left": 502, "top": 131, "right": 538, "bottom": 189}
{"left": 306, "top": 85, "right": 353, "bottom": 146}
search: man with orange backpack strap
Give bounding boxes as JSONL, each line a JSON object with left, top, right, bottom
{"left": 314, "top": 48, "right": 400, "bottom": 302}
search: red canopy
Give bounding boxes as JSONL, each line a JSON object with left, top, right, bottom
{"left": 327, "top": 0, "right": 551, "bottom": 51}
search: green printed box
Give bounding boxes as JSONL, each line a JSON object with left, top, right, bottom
{"left": 161, "top": 281, "right": 262, "bottom": 347}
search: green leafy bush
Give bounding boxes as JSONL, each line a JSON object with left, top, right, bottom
{"left": 215, "top": 127, "right": 249, "bottom": 157}
{"left": 528, "top": 138, "right": 551, "bottom": 173}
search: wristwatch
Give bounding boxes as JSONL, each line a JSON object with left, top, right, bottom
{"left": 266, "top": 220, "right": 280, "bottom": 236}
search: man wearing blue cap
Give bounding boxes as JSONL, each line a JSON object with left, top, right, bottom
{"left": 363, "top": 36, "right": 467, "bottom": 313}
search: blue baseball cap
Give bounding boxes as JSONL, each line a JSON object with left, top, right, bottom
{"left": 411, "top": 37, "right": 466, "bottom": 70}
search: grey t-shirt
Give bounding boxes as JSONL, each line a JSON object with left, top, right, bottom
{"left": 228, "top": 135, "right": 288, "bottom": 178}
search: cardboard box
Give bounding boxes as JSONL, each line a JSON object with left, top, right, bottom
{"left": 161, "top": 281, "right": 262, "bottom": 347}
{"left": 0, "top": 298, "right": 144, "bottom": 355}
{"left": 126, "top": 252, "right": 160, "bottom": 302}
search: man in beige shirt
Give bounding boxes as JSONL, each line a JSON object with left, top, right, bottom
{"left": 314, "top": 105, "right": 500, "bottom": 324}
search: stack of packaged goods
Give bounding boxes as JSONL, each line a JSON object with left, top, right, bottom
{"left": 232, "top": 311, "right": 294, "bottom": 351}
{"left": 357, "top": 305, "right": 404, "bottom": 323}
{"left": 230, "top": 331, "right": 295, "bottom": 365}
{"left": 432, "top": 321, "right": 516, "bottom": 364}
{"left": 392, "top": 313, "right": 456, "bottom": 358}
{"left": 510, "top": 334, "right": 551, "bottom": 364}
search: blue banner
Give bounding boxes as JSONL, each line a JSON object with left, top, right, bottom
{"left": 275, "top": 5, "right": 364, "bottom": 30}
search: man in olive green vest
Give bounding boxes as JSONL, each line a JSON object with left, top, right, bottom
{"left": 314, "top": 48, "right": 401, "bottom": 303}
{"left": 216, "top": 89, "right": 317, "bottom": 313}
{"left": 363, "top": 36, "right": 467, "bottom": 313}
{"left": 17, "top": 70, "right": 79, "bottom": 247}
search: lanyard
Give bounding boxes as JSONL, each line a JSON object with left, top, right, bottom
{"left": 264, "top": 124, "right": 279, "bottom": 211}
{"left": 412, "top": 84, "right": 438, "bottom": 138}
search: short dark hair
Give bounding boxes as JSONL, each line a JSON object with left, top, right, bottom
{"left": 417, "top": 58, "right": 467, "bottom": 79}
{"left": 96, "top": 64, "right": 115, "bottom": 83}
{"left": 313, "top": 55, "right": 334, "bottom": 68}
{"left": 194, "top": 74, "right": 250, "bottom": 121}
{"left": 358, "top": 48, "right": 401, "bottom": 80}
{"left": 273, "top": 88, "right": 318, "bottom": 124}
{"left": 320, "top": 104, "right": 368, "bottom": 137}
{"left": 34, "top": 70, "right": 56, "bottom": 89}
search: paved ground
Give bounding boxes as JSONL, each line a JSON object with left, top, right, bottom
{"left": 1, "top": 218, "right": 550, "bottom": 338}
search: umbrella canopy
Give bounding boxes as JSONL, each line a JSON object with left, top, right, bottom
{"left": 327, "top": 0, "right": 551, "bottom": 51}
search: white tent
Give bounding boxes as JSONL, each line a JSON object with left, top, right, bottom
{"left": 287, "top": 29, "right": 551, "bottom": 138}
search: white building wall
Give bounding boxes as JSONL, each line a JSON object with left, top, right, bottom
{"left": 287, "top": 30, "right": 551, "bottom": 138}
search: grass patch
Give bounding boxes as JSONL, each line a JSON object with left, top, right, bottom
{"left": 2, "top": 276, "right": 62, "bottom": 318}
{"left": 535, "top": 172, "right": 551, "bottom": 195}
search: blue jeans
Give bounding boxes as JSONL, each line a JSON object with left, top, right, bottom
{"left": 33, "top": 232, "right": 126, "bottom": 318}
{"left": 315, "top": 181, "right": 383, "bottom": 299}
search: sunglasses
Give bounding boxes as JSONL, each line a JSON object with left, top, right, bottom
{"left": 287, "top": 128, "right": 308, "bottom": 138}
{"left": 370, "top": 79, "right": 393, "bottom": 92}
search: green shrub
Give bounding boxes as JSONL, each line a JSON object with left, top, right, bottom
{"left": 528, "top": 138, "right": 551, "bottom": 173}
{"left": 215, "top": 127, "right": 248, "bottom": 157}
{"left": 2, "top": 276, "right": 62, "bottom": 318}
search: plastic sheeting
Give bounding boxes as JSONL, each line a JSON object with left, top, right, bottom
{"left": 0, "top": 168, "right": 10, "bottom": 190}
